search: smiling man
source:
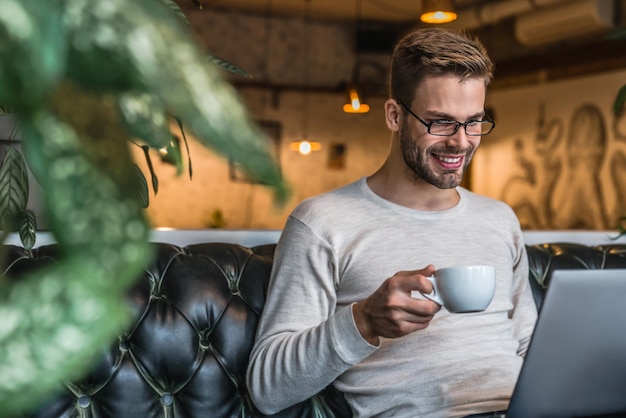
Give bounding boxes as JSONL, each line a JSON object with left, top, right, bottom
{"left": 247, "top": 28, "right": 537, "bottom": 418}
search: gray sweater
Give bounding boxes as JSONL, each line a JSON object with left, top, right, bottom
{"left": 247, "top": 178, "right": 538, "bottom": 417}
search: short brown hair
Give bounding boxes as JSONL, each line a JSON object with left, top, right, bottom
{"left": 389, "top": 28, "right": 494, "bottom": 106}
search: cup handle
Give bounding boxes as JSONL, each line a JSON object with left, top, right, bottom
{"left": 419, "top": 276, "right": 443, "bottom": 306}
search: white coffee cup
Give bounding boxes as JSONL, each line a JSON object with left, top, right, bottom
{"left": 411, "top": 265, "right": 496, "bottom": 313}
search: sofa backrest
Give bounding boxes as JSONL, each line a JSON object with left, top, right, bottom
{"left": 526, "top": 242, "right": 626, "bottom": 309}
{"left": 3, "top": 241, "right": 626, "bottom": 418}
{"left": 4, "top": 242, "right": 345, "bottom": 418}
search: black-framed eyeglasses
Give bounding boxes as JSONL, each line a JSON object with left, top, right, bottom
{"left": 396, "top": 100, "right": 495, "bottom": 137}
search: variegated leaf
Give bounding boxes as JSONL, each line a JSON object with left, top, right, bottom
{"left": 17, "top": 209, "right": 36, "bottom": 249}
{"left": 159, "top": 0, "right": 190, "bottom": 26}
{"left": 117, "top": 92, "right": 171, "bottom": 150}
{"left": 133, "top": 164, "right": 149, "bottom": 208}
{"left": 207, "top": 54, "right": 250, "bottom": 78}
{"left": 0, "top": 147, "right": 29, "bottom": 229}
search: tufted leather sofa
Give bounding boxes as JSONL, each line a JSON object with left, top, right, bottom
{"left": 3, "top": 240, "right": 626, "bottom": 418}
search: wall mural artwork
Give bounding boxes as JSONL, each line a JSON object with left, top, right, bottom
{"left": 500, "top": 102, "right": 626, "bottom": 230}
{"left": 501, "top": 103, "right": 563, "bottom": 229}
{"left": 611, "top": 108, "right": 626, "bottom": 225}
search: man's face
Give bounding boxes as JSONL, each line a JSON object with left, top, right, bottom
{"left": 399, "top": 75, "right": 487, "bottom": 189}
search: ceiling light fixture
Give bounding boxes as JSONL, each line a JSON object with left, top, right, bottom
{"left": 343, "top": 0, "right": 370, "bottom": 114}
{"left": 290, "top": 0, "right": 321, "bottom": 155}
{"left": 420, "top": 0, "right": 457, "bottom": 24}
{"left": 289, "top": 140, "right": 322, "bottom": 155}
{"left": 343, "top": 86, "right": 370, "bottom": 114}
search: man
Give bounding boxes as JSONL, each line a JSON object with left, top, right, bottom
{"left": 247, "top": 28, "right": 537, "bottom": 418}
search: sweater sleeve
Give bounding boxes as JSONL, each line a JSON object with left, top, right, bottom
{"left": 246, "top": 216, "right": 378, "bottom": 415}
{"left": 510, "top": 231, "right": 538, "bottom": 357}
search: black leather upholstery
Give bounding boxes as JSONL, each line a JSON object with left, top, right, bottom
{"left": 526, "top": 243, "right": 626, "bottom": 309}
{"left": 4, "top": 243, "right": 343, "bottom": 418}
{"left": 3, "top": 241, "right": 626, "bottom": 418}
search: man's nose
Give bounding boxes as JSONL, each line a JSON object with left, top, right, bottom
{"left": 444, "top": 127, "right": 472, "bottom": 148}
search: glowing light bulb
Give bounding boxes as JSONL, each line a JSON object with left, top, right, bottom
{"left": 343, "top": 88, "right": 370, "bottom": 113}
{"left": 299, "top": 140, "right": 312, "bottom": 155}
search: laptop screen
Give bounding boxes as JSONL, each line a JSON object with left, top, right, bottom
{"left": 507, "top": 269, "right": 626, "bottom": 418}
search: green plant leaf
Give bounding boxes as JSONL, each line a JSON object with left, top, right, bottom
{"left": 0, "top": 0, "right": 65, "bottom": 111}
{"left": 62, "top": 0, "right": 288, "bottom": 203}
{"left": 141, "top": 145, "right": 159, "bottom": 194}
{"left": 133, "top": 164, "right": 149, "bottom": 208}
{"left": 614, "top": 84, "right": 626, "bottom": 116}
{"left": 207, "top": 54, "right": 250, "bottom": 78}
{"left": 12, "top": 103, "right": 153, "bottom": 418}
{"left": 160, "top": 0, "right": 191, "bottom": 26}
{"left": 117, "top": 92, "right": 171, "bottom": 150}
{"left": 172, "top": 115, "right": 193, "bottom": 179}
{"left": 0, "top": 147, "right": 29, "bottom": 229}
{"left": 160, "top": 135, "right": 184, "bottom": 175}
{"left": 17, "top": 209, "right": 36, "bottom": 249}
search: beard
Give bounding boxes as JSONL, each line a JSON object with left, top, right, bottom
{"left": 400, "top": 125, "right": 475, "bottom": 189}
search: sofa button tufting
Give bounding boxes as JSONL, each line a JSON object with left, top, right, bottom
{"left": 119, "top": 340, "right": 130, "bottom": 351}
{"left": 77, "top": 395, "right": 91, "bottom": 409}
{"left": 199, "top": 338, "right": 210, "bottom": 349}
{"left": 161, "top": 393, "right": 174, "bottom": 406}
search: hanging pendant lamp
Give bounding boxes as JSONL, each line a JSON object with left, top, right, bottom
{"left": 290, "top": 0, "right": 321, "bottom": 155}
{"left": 420, "top": 0, "right": 457, "bottom": 24}
{"left": 343, "top": 85, "right": 371, "bottom": 114}
{"left": 343, "top": 0, "right": 370, "bottom": 114}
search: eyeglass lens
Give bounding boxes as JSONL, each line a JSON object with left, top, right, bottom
{"left": 430, "top": 120, "right": 494, "bottom": 136}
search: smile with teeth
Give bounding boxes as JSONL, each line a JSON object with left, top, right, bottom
{"left": 433, "top": 153, "right": 464, "bottom": 169}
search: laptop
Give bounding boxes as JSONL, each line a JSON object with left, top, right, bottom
{"left": 507, "top": 269, "right": 626, "bottom": 418}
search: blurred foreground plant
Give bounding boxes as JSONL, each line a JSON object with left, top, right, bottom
{"left": 0, "top": 0, "right": 288, "bottom": 415}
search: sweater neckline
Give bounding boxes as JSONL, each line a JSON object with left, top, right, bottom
{"left": 356, "top": 177, "right": 468, "bottom": 219}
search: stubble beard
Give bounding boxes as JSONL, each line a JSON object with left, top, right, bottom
{"left": 400, "top": 127, "right": 475, "bottom": 189}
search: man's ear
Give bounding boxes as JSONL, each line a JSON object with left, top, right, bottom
{"left": 384, "top": 99, "right": 401, "bottom": 132}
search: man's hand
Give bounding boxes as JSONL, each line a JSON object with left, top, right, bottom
{"left": 352, "top": 265, "right": 441, "bottom": 345}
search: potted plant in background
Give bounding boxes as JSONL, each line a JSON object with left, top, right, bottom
{"left": 0, "top": 0, "right": 288, "bottom": 416}
{"left": 0, "top": 107, "right": 38, "bottom": 248}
